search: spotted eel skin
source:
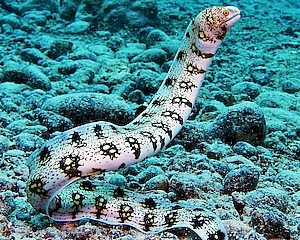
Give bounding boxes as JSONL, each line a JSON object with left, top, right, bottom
{"left": 27, "top": 6, "right": 240, "bottom": 240}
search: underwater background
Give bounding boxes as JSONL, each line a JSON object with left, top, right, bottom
{"left": 0, "top": 0, "right": 299, "bottom": 239}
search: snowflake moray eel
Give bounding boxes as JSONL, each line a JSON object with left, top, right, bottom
{"left": 27, "top": 6, "right": 241, "bottom": 240}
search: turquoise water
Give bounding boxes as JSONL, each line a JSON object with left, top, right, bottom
{"left": 0, "top": 0, "right": 299, "bottom": 239}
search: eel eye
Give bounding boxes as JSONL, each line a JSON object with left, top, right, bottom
{"left": 223, "top": 9, "right": 229, "bottom": 17}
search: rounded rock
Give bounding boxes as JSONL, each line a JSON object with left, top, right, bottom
{"left": 144, "top": 174, "right": 169, "bottom": 191}
{"left": 223, "top": 165, "right": 260, "bottom": 194}
{"left": 14, "top": 133, "right": 44, "bottom": 151}
{"left": 281, "top": 78, "right": 300, "bottom": 93}
{"left": 0, "top": 13, "right": 21, "bottom": 29}
{"left": 232, "top": 82, "right": 261, "bottom": 100}
{"left": 133, "top": 69, "right": 164, "bottom": 94}
{"left": 136, "top": 166, "right": 164, "bottom": 184}
{"left": 210, "top": 102, "right": 266, "bottom": 146}
{"left": 206, "top": 141, "right": 233, "bottom": 160}
{"left": 131, "top": 48, "right": 167, "bottom": 65}
{"left": 233, "top": 141, "right": 258, "bottom": 158}
{"left": 250, "top": 208, "right": 291, "bottom": 239}
{"left": 212, "top": 90, "right": 236, "bottom": 106}
{"left": 146, "top": 29, "right": 169, "bottom": 48}
{"left": 36, "top": 110, "right": 74, "bottom": 133}
{"left": 46, "top": 40, "right": 73, "bottom": 59}
{"left": 3, "top": 62, "right": 51, "bottom": 90}
{"left": 255, "top": 91, "right": 300, "bottom": 111}
{"left": 16, "top": 213, "right": 31, "bottom": 221}
{"left": 169, "top": 173, "right": 203, "bottom": 199}
{"left": 128, "top": 90, "right": 145, "bottom": 104}
{"left": 274, "top": 170, "right": 300, "bottom": 192}
{"left": 245, "top": 187, "right": 290, "bottom": 213}
{"left": 22, "top": 11, "right": 48, "bottom": 27}
{"left": 0, "top": 135, "right": 10, "bottom": 156}
{"left": 20, "top": 48, "right": 49, "bottom": 65}
{"left": 108, "top": 173, "right": 127, "bottom": 187}
{"left": 41, "top": 93, "right": 135, "bottom": 126}
{"left": 23, "top": 65, "right": 52, "bottom": 90}
{"left": 65, "top": 20, "right": 90, "bottom": 34}
{"left": 106, "top": 35, "right": 125, "bottom": 52}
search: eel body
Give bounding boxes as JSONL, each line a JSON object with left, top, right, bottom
{"left": 27, "top": 6, "right": 241, "bottom": 240}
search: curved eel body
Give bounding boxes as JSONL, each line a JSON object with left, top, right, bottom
{"left": 27, "top": 6, "right": 241, "bottom": 240}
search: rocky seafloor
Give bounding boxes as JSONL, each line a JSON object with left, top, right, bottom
{"left": 0, "top": 0, "right": 299, "bottom": 239}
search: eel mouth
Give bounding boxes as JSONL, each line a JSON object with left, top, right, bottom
{"left": 224, "top": 12, "right": 241, "bottom": 26}
{"left": 227, "top": 13, "right": 241, "bottom": 22}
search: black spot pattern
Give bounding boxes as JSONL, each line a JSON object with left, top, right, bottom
{"left": 217, "top": 25, "right": 227, "bottom": 40}
{"left": 199, "top": 30, "right": 212, "bottom": 42}
{"left": 201, "top": 52, "right": 214, "bottom": 58}
{"left": 177, "top": 50, "right": 186, "bottom": 60}
{"left": 140, "top": 131, "right": 157, "bottom": 151}
{"left": 91, "top": 168, "right": 106, "bottom": 174}
{"left": 143, "top": 212, "right": 156, "bottom": 231}
{"left": 159, "top": 135, "right": 166, "bottom": 149}
{"left": 59, "top": 154, "right": 82, "bottom": 179}
{"left": 179, "top": 79, "right": 196, "bottom": 91}
{"left": 118, "top": 203, "right": 134, "bottom": 222}
{"left": 141, "top": 112, "right": 156, "bottom": 118}
{"left": 38, "top": 146, "right": 51, "bottom": 166}
{"left": 125, "top": 137, "right": 141, "bottom": 159}
{"left": 191, "top": 213, "right": 212, "bottom": 228}
{"left": 114, "top": 187, "right": 125, "bottom": 198}
{"left": 131, "top": 120, "right": 150, "bottom": 126}
{"left": 93, "top": 124, "right": 104, "bottom": 138}
{"left": 164, "top": 211, "right": 178, "bottom": 227}
{"left": 110, "top": 125, "right": 119, "bottom": 133}
{"left": 191, "top": 43, "right": 200, "bottom": 55}
{"left": 99, "top": 143, "right": 119, "bottom": 160}
{"left": 172, "top": 96, "right": 193, "bottom": 108}
{"left": 118, "top": 163, "right": 126, "bottom": 169}
{"left": 71, "top": 192, "right": 85, "bottom": 218}
{"left": 191, "top": 43, "right": 214, "bottom": 59}
{"left": 28, "top": 178, "right": 49, "bottom": 198}
{"left": 208, "top": 230, "right": 226, "bottom": 240}
{"left": 186, "top": 64, "right": 206, "bottom": 75}
{"left": 80, "top": 180, "right": 96, "bottom": 191}
{"left": 164, "top": 77, "right": 176, "bottom": 87}
{"left": 143, "top": 197, "right": 157, "bottom": 209}
{"left": 48, "top": 195, "right": 62, "bottom": 217}
{"left": 152, "top": 122, "right": 173, "bottom": 139}
{"left": 152, "top": 99, "right": 166, "bottom": 106}
{"left": 161, "top": 110, "right": 184, "bottom": 125}
{"left": 69, "top": 131, "right": 87, "bottom": 147}
{"left": 94, "top": 195, "right": 107, "bottom": 218}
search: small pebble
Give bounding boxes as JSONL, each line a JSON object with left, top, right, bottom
{"left": 223, "top": 165, "right": 260, "bottom": 194}
{"left": 65, "top": 20, "right": 90, "bottom": 34}
{"left": 232, "top": 81, "right": 261, "bottom": 99}
{"left": 233, "top": 141, "right": 258, "bottom": 158}
{"left": 46, "top": 40, "right": 73, "bottom": 59}
{"left": 144, "top": 174, "right": 168, "bottom": 191}
{"left": 131, "top": 48, "right": 167, "bottom": 65}
{"left": 136, "top": 166, "right": 164, "bottom": 184}
{"left": 108, "top": 173, "right": 127, "bottom": 187}
{"left": 281, "top": 78, "right": 300, "bottom": 93}
{"left": 169, "top": 173, "right": 203, "bottom": 199}
{"left": 146, "top": 29, "right": 169, "bottom": 48}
